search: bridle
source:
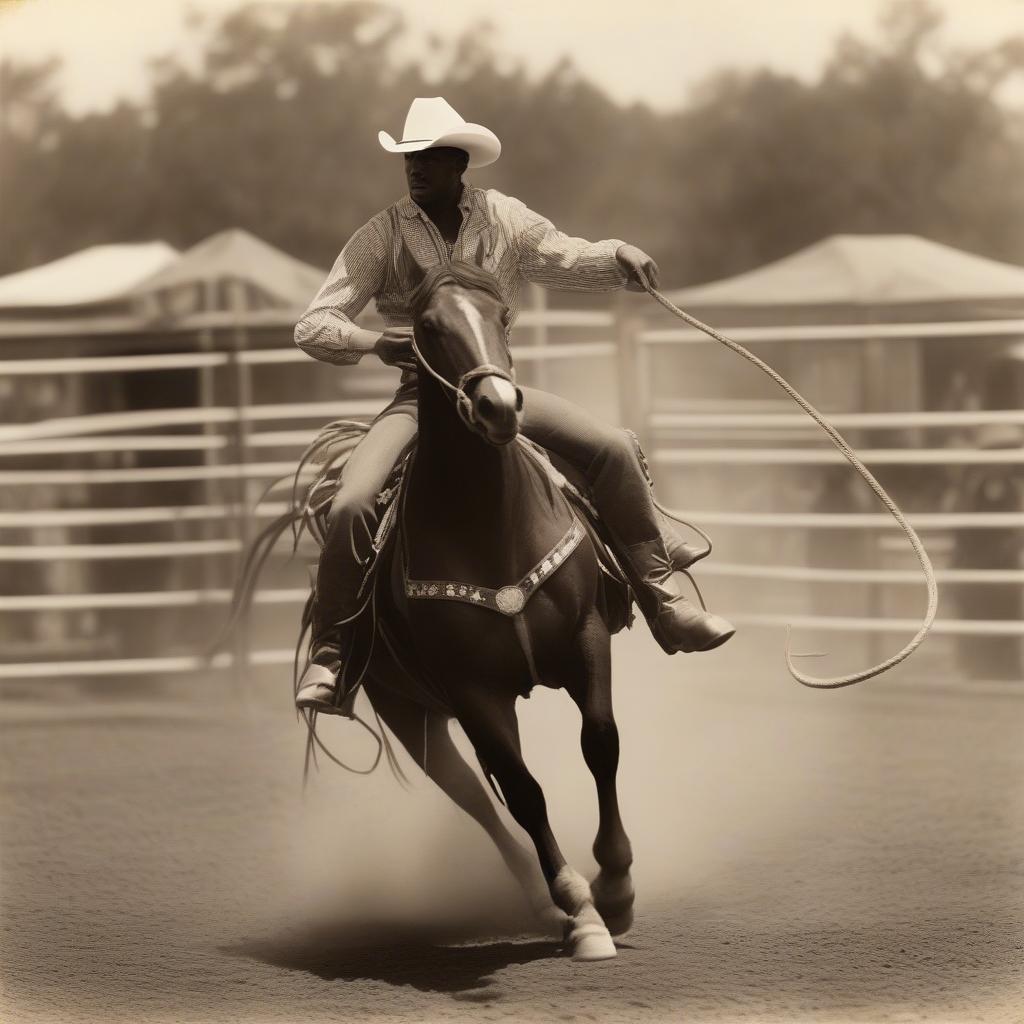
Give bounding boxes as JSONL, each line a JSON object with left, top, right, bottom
{"left": 407, "top": 265, "right": 520, "bottom": 432}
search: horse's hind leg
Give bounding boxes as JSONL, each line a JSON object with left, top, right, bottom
{"left": 453, "top": 688, "right": 616, "bottom": 961}
{"left": 565, "top": 612, "right": 635, "bottom": 936}
{"left": 365, "top": 682, "right": 557, "bottom": 927}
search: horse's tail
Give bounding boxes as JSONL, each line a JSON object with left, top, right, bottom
{"left": 204, "top": 416, "right": 416, "bottom": 787}
{"left": 203, "top": 506, "right": 301, "bottom": 660}
{"left": 203, "top": 419, "right": 372, "bottom": 660}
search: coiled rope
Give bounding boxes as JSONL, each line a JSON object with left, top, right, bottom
{"left": 640, "top": 279, "right": 938, "bottom": 689}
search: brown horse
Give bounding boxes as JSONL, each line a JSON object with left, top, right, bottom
{"left": 324, "top": 239, "right": 634, "bottom": 961}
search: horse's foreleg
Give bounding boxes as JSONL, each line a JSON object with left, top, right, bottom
{"left": 567, "top": 614, "right": 635, "bottom": 936}
{"left": 454, "top": 689, "right": 615, "bottom": 961}
{"left": 366, "top": 683, "right": 556, "bottom": 927}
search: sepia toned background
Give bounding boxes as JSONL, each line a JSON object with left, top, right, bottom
{"left": 1, "top": 1, "right": 1023, "bottom": 1021}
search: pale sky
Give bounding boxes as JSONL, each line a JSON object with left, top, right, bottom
{"left": 1, "top": 0, "right": 1022, "bottom": 114}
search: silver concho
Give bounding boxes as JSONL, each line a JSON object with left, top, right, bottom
{"left": 495, "top": 586, "right": 526, "bottom": 615}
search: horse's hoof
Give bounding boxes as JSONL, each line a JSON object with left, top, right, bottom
{"left": 570, "top": 922, "right": 617, "bottom": 962}
{"left": 591, "top": 874, "right": 635, "bottom": 937}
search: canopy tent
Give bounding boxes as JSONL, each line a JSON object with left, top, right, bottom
{"left": 0, "top": 242, "right": 179, "bottom": 314}
{"left": 131, "top": 228, "right": 326, "bottom": 315}
{"left": 636, "top": 232, "right": 1024, "bottom": 436}
{"left": 0, "top": 229, "right": 386, "bottom": 342}
{"left": 664, "top": 234, "right": 1024, "bottom": 325}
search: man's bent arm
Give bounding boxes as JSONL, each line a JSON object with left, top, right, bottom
{"left": 294, "top": 219, "right": 388, "bottom": 365}
{"left": 510, "top": 197, "right": 628, "bottom": 292}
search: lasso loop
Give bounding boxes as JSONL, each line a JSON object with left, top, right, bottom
{"left": 639, "top": 276, "right": 938, "bottom": 689}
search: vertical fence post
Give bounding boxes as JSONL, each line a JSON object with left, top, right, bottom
{"left": 529, "top": 283, "right": 548, "bottom": 391}
{"left": 615, "top": 294, "right": 650, "bottom": 446}
{"left": 197, "top": 324, "right": 220, "bottom": 595}
{"left": 228, "top": 284, "right": 254, "bottom": 697}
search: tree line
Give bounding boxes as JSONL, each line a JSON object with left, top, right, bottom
{"left": 1, "top": 0, "right": 1023, "bottom": 285}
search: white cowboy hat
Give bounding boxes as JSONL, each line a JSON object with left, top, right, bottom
{"left": 378, "top": 97, "right": 501, "bottom": 169}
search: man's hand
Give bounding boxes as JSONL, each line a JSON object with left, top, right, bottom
{"left": 616, "top": 244, "right": 660, "bottom": 293}
{"left": 373, "top": 326, "right": 416, "bottom": 371}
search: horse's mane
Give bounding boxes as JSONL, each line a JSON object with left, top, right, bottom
{"left": 408, "top": 260, "right": 507, "bottom": 318}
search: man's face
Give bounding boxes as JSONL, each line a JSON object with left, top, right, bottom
{"left": 404, "top": 147, "right": 466, "bottom": 205}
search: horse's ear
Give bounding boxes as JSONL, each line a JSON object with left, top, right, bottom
{"left": 396, "top": 237, "right": 426, "bottom": 293}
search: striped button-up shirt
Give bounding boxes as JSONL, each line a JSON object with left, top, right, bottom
{"left": 294, "top": 185, "right": 627, "bottom": 367}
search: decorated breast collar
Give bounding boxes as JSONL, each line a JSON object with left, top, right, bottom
{"left": 405, "top": 519, "right": 585, "bottom": 617}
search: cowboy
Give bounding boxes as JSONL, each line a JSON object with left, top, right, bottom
{"left": 294, "top": 98, "right": 734, "bottom": 713}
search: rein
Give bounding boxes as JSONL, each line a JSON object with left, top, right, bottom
{"left": 638, "top": 275, "right": 938, "bottom": 690}
{"left": 407, "top": 266, "right": 517, "bottom": 428}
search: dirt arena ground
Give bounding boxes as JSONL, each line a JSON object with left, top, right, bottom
{"left": 2, "top": 628, "right": 1022, "bottom": 1024}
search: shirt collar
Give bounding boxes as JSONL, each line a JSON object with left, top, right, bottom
{"left": 397, "top": 184, "right": 477, "bottom": 220}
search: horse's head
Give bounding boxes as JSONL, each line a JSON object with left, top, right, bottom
{"left": 399, "top": 237, "right": 523, "bottom": 446}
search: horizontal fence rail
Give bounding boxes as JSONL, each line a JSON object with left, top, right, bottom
{"left": 0, "top": 540, "right": 245, "bottom": 561}
{"left": 653, "top": 447, "right": 1024, "bottom": 465}
{"left": 4, "top": 409, "right": 1020, "bottom": 454}
{"left": 697, "top": 563, "right": 1024, "bottom": 584}
{"left": 0, "top": 430, "right": 340, "bottom": 457}
{"left": 0, "top": 504, "right": 290, "bottom": 527}
{"left": 0, "top": 588, "right": 308, "bottom": 611}
{"left": 639, "top": 318, "right": 1024, "bottom": 345}
{"left": 0, "top": 339, "right": 615, "bottom": 376}
{"left": 0, "top": 650, "right": 298, "bottom": 680}
{"left": 0, "top": 505, "right": 1011, "bottom": 536}
{"left": 650, "top": 409, "right": 1024, "bottom": 430}
{"left": 730, "top": 615, "right": 1024, "bottom": 636}
{"left": 0, "top": 506, "right": 1018, "bottom": 530}
{"left": 0, "top": 401, "right": 382, "bottom": 443}
{"left": 0, "top": 462, "right": 306, "bottom": 485}
{"left": 0, "top": 307, "right": 615, "bottom": 340}
{"left": 0, "top": 504, "right": 289, "bottom": 527}
{"left": 653, "top": 509, "right": 1024, "bottom": 529}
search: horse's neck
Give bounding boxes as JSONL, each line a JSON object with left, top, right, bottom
{"left": 406, "top": 375, "right": 555, "bottom": 577}
{"left": 411, "top": 374, "right": 521, "bottom": 518}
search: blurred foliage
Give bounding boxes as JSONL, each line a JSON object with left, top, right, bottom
{"left": 1, "top": 0, "right": 1023, "bottom": 283}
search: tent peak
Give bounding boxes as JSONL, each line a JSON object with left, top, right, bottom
{"left": 132, "top": 227, "right": 327, "bottom": 310}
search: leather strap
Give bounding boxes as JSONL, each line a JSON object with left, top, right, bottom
{"left": 406, "top": 519, "right": 584, "bottom": 616}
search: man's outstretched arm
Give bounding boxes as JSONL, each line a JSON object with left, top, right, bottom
{"left": 510, "top": 197, "right": 659, "bottom": 292}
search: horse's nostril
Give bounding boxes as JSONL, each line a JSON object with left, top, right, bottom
{"left": 477, "top": 394, "right": 495, "bottom": 420}
{"left": 515, "top": 388, "right": 524, "bottom": 412}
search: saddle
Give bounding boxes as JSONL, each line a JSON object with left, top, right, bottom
{"left": 299, "top": 427, "right": 634, "bottom": 714}
{"left": 366, "top": 435, "right": 634, "bottom": 633}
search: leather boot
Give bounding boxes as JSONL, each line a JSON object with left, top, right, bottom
{"left": 621, "top": 537, "right": 735, "bottom": 655}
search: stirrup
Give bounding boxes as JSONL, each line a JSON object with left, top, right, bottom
{"left": 295, "top": 642, "right": 352, "bottom": 715}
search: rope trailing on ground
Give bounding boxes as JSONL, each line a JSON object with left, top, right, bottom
{"left": 642, "top": 280, "right": 938, "bottom": 689}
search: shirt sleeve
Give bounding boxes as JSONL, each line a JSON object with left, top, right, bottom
{"left": 509, "top": 197, "right": 628, "bottom": 291}
{"left": 293, "top": 217, "right": 389, "bottom": 365}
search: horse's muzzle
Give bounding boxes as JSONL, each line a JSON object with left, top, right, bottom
{"left": 466, "top": 375, "right": 523, "bottom": 446}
